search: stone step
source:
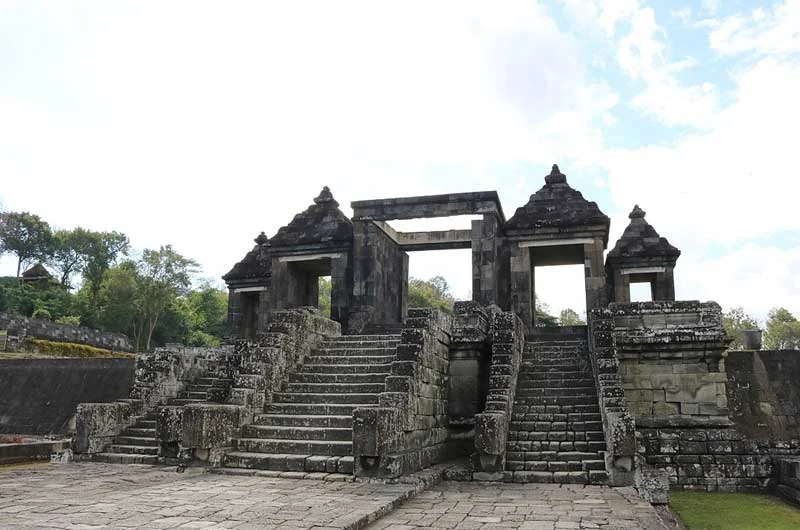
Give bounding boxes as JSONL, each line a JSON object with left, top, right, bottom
{"left": 505, "top": 459, "right": 606, "bottom": 472}
{"left": 285, "top": 382, "right": 385, "bottom": 394}
{"left": 252, "top": 414, "right": 352, "bottom": 428}
{"left": 504, "top": 450, "right": 602, "bottom": 462}
{"left": 166, "top": 398, "right": 205, "bottom": 406}
{"left": 242, "top": 425, "right": 352, "bottom": 441}
{"left": 194, "top": 377, "right": 231, "bottom": 387}
{"left": 273, "top": 392, "right": 379, "bottom": 405}
{"left": 232, "top": 438, "right": 352, "bottom": 456}
{"left": 506, "top": 440, "right": 605, "bottom": 453}
{"left": 137, "top": 420, "right": 156, "bottom": 429}
{"left": 520, "top": 371, "right": 591, "bottom": 380}
{"left": 520, "top": 364, "right": 588, "bottom": 372}
{"left": 222, "top": 452, "right": 355, "bottom": 474}
{"left": 116, "top": 436, "right": 158, "bottom": 447}
{"left": 504, "top": 470, "right": 607, "bottom": 484}
{"left": 514, "top": 387, "right": 598, "bottom": 396}
{"left": 336, "top": 334, "right": 401, "bottom": 341}
{"left": 508, "top": 420, "right": 603, "bottom": 432}
{"left": 290, "top": 372, "right": 388, "bottom": 384}
{"left": 299, "top": 363, "right": 392, "bottom": 374}
{"left": 511, "top": 412, "right": 602, "bottom": 423}
{"left": 122, "top": 427, "right": 156, "bottom": 437}
{"left": 178, "top": 390, "right": 209, "bottom": 400}
{"left": 513, "top": 404, "right": 601, "bottom": 415}
{"left": 308, "top": 355, "right": 395, "bottom": 365}
{"left": 315, "top": 346, "right": 398, "bottom": 355}
{"left": 105, "top": 444, "right": 159, "bottom": 456}
{"left": 528, "top": 340, "right": 585, "bottom": 347}
{"left": 515, "top": 378, "right": 596, "bottom": 388}
{"left": 93, "top": 453, "right": 159, "bottom": 465}
{"left": 507, "top": 431, "right": 605, "bottom": 442}
{"left": 267, "top": 403, "right": 365, "bottom": 416}
{"left": 514, "top": 395, "right": 598, "bottom": 406}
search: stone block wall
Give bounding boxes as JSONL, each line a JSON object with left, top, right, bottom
{"left": 0, "top": 312, "right": 132, "bottom": 351}
{"left": 228, "top": 308, "right": 341, "bottom": 418}
{"left": 588, "top": 310, "right": 636, "bottom": 486}
{"left": 727, "top": 350, "right": 800, "bottom": 440}
{"left": 349, "top": 221, "right": 408, "bottom": 333}
{"left": 775, "top": 456, "right": 800, "bottom": 506}
{"left": 353, "top": 308, "right": 453, "bottom": 477}
{"left": 472, "top": 310, "right": 524, "bottom": 476}
{"left": 0, "top": 358, "right": 134, "bottom": 435}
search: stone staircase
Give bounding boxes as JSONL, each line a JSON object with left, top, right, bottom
{"left": 93, "top": 376, "right": 231, "bottom": 464}
{"left": 223, "top": 334, "right": 399, "bottom": 473}
{"left": 505, "top": 330, "right": 608, "bottom": 484}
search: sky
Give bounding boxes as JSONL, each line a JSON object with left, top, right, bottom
{"left": 1, "top": 0, "right": 799, "bottom": 324}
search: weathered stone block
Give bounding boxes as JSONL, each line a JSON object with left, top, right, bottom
{"left": 181, "top": 404, "right": 243, "bottom": 451}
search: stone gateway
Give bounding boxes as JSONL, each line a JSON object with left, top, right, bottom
{"left": 73, "top": 165, "right": 800, "bottom": 504}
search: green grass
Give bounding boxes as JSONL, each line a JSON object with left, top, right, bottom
{"left": 671, "top": 491, "right": 800, "bottom": 530}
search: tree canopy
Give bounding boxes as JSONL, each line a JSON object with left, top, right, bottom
{"left": 0, "top": 211, "right": 53, "bottom": 276}
{"left": 763, "top": 307, "right": 800, "bottom": 350}
{"left": 723, "top": 306, "right": 761, "bottom": 350}
{"left": 408, "top": 276, "right": 454, "bottom": 313}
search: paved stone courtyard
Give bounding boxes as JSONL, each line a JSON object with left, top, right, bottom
{"left": 0, "top": 464, "right": 668, "bottom": 530}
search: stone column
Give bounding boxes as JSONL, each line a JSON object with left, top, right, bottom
{"left": 509, "top": 242, "right": 533, "bottom": 335}
{"left": 584, "top": 237, "right": 608, "bottom": 311}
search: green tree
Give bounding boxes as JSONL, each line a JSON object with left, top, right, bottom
{"left": 534, "top": 296, "right": 559, "bottom": 327}
{"left": 0, "top": 211, "right": 53, "bottom": 276}
{"left": 763, "top": 307, "right": 800, "bottom": 350}
{"left": 182, "top": 283, "right": 228, "bottom": 346}
{"left": 559, "top": 308, "right": 585, "bottom": 326}
{"left": 723, "top": 306, "right": 762, "bottom": 350}
{"left": 318, "top": 277, "right": 331, "bottom": 318}
{"left": 82, "top": 231, "right": 130, "bottom": 299}
{"left": 49, "top": 227, "right": 95, "bottom": 287}
{"left": 133, "top": 245, "right": 198, "bottom": 352}
{"left": 82, "top": 260, "right": 139, "bottom": 336}
{"left": 0, "top": 277, "right": 74, "bottom": 320}
{"left": 408, "top": 276, "right": 454, "bottom": 313}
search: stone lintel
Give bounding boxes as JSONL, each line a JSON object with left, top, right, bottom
{"left": 233, "top": 286, "right": 268, "bottom": 293}
{"left": 371, "top": 221, "right": 472, "bottom": 250}
{"left": 351, "top": 191, "right": 505, "bottom": 222}
{"left": 278, "top": 252, "right": 344, "bottom": 263}
{"left": 518, "top": 238, "right": 595, "bottom": 248}
{"left": 620, "top": 266, "right": 666, "bottom": 275}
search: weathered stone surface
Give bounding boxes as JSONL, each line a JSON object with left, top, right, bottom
{"left": 74, "top": 400, "right": 143, "bottom": 453}
{"left": 181, "top": 403, "right": 243, "bottom": 451}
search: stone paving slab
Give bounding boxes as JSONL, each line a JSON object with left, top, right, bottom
{"left": 364, "top": 481, "right": 669, "bottom": 530}
{"left": 0, "top": 463, "right": 427, "bottom": 530}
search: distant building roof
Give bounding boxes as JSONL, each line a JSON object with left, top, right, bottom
{"left": 20, "top": 263, "right": 53, "bottom": 282}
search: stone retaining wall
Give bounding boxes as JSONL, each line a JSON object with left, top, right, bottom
{"left": 0, "top": 312, "right": 132, "bottom": 351}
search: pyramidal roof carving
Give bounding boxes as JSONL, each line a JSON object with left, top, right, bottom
{"left": 222, "top": 232, "right": 271, "bottom": 282}
{"left": 607, "top": 205, "right": 681, "bottom": 263}
{"left": 505, "top": 164, "right": 610, "bottom": 232}
{"left": 269, "top": 186, "right": 353, "bottom": 247}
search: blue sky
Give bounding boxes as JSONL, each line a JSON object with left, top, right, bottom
{"left": 1, "top": 0, "right": 799, "bottom": 323}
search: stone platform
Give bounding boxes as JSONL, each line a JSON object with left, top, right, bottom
{"left": 0, "top": 463, "right": 670, "bottom": 530}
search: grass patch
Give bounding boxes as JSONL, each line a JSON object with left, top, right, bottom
{"left": 671, "top": 491, "right": 800, "bottom": 530}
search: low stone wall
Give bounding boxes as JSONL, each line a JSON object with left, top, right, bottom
{"left": 0, "top": 312, "right": 132, "bottom": 352}
{"left": 353, "top": 308, "right": 454, "bottom": 477}
{"left": 0, "top": 358, "right": 134, "bottom": 435}
{"left": 727, "top": 350, "right": 800, "bottom": 440}
{"left": 472, "top": 310, "right": 524, "bottom": 477}
{"left": 775, "top": 456, "right": 800, "bottom": 506}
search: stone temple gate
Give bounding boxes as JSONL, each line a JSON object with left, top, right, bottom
{"left": 223, "top": 164, "right": 679, "bottom": 338}
{"left": 74, "top": 164, "right": 799, "bottom": 499}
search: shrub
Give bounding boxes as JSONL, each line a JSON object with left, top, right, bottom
{"left": 55, "top": 315, "right": 81, "bottom": 326}
{"left": 22, "top": 338, "right": 134, "bottom": 359}
{"left": 31, "top": 308, "right": 52, "bottom": 321}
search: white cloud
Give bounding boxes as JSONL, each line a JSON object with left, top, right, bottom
{"left": 709, "top": 0, "right": 800, "bottom": 56}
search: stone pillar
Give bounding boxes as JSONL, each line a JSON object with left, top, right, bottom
{"left": 471, "top": 214, "right": 502, "bottom": 307}
{"left": 584, "top": 237, "right": 607, "bottom": 311}
{"left": 509, "top": 243, "right": 533, "bottom": 335}
{"left": 652, "top": 269, "right": 676, "bottom": 301}
{"left": 226, "top": 290, "right": 243, "bottom": 339}
{"left": 330, "top": 254, "right": 351, "bottom": 330}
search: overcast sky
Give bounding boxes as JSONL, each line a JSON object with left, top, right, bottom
{"left": 2, "top": 0, "right": 799, "bottom": 323}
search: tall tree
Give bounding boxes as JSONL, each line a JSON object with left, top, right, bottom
{"left": 49, "top": 228, "right": 94, "bottom": 287}
{"left": 0, "top": 211, "right": 53, "bottom": 276}
{"left": 723, "top": 306, "right": 761, "bottom": 350}
{"left": 318, "top": 277, "right": 332, "bottom": 318}
{"left": 408, "top": 276, "right": 454, "bottom": 313}
{"left": 83, "top": 231, "right": 130, "bottom": 298}
{"left": 559, "top": 308, "right": 585, "bottom": 326}
{"left": 763, "top": 307, "right": 800, "bottom": 350}
{"left": 133, "top": 245, "right": 198, "bottom": 352}
{"left": 534, "top": 296, "right": 559, "bottom": 327}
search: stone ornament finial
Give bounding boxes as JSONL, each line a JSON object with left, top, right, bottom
{"left": 545, "top": 164, "right": 567, "bottom": 184}
{"left": 254, "top": 231, "right": 269, "bottom": 245}
{"left": 314, "top": 186, "right": 337, "bottom": 205}
{"left": 629, "top": 205, "right": 646, "bottom": 219}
